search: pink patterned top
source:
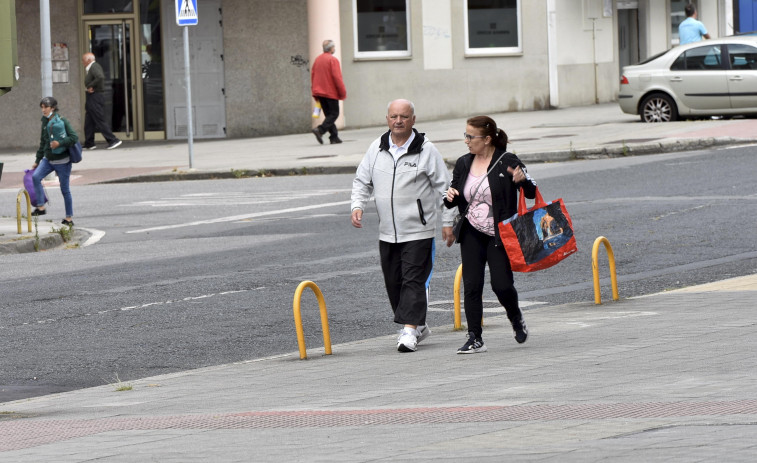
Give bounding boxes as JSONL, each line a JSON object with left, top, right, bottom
{"left": 464, "top": 171, "right": 494, "bottom": 236}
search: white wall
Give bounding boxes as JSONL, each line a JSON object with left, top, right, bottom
{"left": 338, "top": 0, "right": 549, "bottom": 128}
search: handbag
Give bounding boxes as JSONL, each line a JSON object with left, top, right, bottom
{"left": 498, "top": 186, "right": 577, "bottom": 272}
{"left": 68, "top": 141, "right": 83, "bottom": 163}
{"left": 451, "top": 152, "right": 506, "bottom": 242}
{"left": 23, "top": 169, "right": 48, "bottom": 206}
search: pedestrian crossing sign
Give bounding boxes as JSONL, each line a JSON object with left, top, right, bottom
{"left": 176, "top": 0, "right": 198, "bottom": 26}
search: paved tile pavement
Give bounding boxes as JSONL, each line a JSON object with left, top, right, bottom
{"left": 0, "top": 274, "right": 755, "bottom": 461}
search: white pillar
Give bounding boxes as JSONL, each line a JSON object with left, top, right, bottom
{"left": 39, "top": 0, "right": 52, "bottom": 97}
{"left": 546, "top": 0, "right": 558, "bottom": 108}
{"left": 307, "top": 0, "right": 344, "bottom": 129}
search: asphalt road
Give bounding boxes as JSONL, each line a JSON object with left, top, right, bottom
{"left": 1, "top": 146, "right": 756, "bottom": 402}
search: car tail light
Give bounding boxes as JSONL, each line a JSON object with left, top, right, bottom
{"left": 620, "top": 76, "right": 629, "bottom": 85}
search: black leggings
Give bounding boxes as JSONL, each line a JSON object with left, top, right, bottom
{"left": 460, "top": 222, "right": 522, "bottom": 337}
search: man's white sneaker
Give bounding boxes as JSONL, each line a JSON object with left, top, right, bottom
{"left": 397, "top": 327, "right": 418, "bottom": 352}
{"left": 416, "top": 324, "right": 431, "bottom": 344}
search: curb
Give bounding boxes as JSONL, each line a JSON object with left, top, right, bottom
{"left": 97, "top": 137, "right": 755, "bottom": 184}
{"left": 97, "top": 165, "right": 359, "bottom": 184}
{"left": 0, "top": 228, "right": 92, "bottom": 255}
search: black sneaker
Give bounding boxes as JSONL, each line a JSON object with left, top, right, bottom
{"left": 330, "top": 137, "right": 343, "bottom": 144}
{"left": 457, "top": 333, "right": 487, "bottom": 354}
{"left": 311, "top": 128, "right": 324, "bottom": 145}
{"left": 61, "top": 219, "right": 74, "bottom": 227}
{"left": 513, "top": 319, "right": 528, "bottom": 344}
{"left": 31, "top": 208, "right": 46, "bottom": 216}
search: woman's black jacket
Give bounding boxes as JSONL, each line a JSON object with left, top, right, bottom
{"left": 443, "top": 148, "right": 537, "bottom": 246}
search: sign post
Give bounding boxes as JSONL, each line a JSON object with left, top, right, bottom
{"left": 176, "top": 0, "right": 198, "bottom": 168}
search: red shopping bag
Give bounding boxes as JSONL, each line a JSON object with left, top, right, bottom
{"left": 498, "top": 187, "right": 577, "bottom": 272}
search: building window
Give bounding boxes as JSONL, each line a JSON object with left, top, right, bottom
{"left": 464, "top": 0, "right": 522, "bottom": 56}
{"left": 353, "top": 0, "right": 411, "bottom": 59}
{"left": 83, "top": 0, "right": 134, "bottom": 14}
{"left": 670, "top": 0, "right": 691, "bottom": 46}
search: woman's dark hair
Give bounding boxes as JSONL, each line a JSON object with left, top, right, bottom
{"left": 40, "top": 96, "right": 58, "bottom": 110}
{"left": 467, "top": 115, "right": 508, "bottom": 150}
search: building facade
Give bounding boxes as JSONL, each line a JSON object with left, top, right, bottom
{"left": 0, "top": 0, "right": 733, "bottom": 149}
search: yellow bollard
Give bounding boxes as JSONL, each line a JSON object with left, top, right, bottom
{"left": 292, "top": 281, "right": 332, "bottom": 359}
{"left": 16, "top": 189, "right": 32, "bottom": 234}
{"left": 453, "top": 264, "right": 463, "bottom": 330}
{"left": 592, "top": 236, "right": 619, "bottom": 305}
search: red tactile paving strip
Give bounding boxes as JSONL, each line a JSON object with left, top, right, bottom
{"left": 2, "top": 400, "right": 757, "bottom": 452}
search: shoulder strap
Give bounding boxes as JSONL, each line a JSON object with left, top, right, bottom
{"left": 462, "top": 152, "right": 507, "bottom": 217}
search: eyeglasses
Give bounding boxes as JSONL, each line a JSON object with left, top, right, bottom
{"left": 463, "top": 133, "right": 485, "bottom": 142}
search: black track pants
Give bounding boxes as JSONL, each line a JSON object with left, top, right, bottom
{"left": 459, "top": 223, "right": 522, "bottom": 337}
{"left": 379, "top": 238, "right": 434, "bottom": 326}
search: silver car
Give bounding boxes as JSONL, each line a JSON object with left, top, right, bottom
{"left": 619, "top": 36, "right": 757, "bottom": 122}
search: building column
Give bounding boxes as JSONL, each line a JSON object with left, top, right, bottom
{"left": 307, "top": 0, "right": 344, "bottom": 129}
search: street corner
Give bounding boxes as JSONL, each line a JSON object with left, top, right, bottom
{"left": 0, "top": 219, "right": 94, "bottom": 254}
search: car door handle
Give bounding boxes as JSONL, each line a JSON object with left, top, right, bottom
{"left": 670, "top": 77, "right": 683, "bottom": 82}
{"left": 729, "top": 76, "right": 743, "bottom": 81}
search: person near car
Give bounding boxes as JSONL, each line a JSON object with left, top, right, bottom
{"left": 82, "top": 52, "right": 122, "bottom": 150}
{"left": 31, "top": 96, "right": 78, "bottom": 227}
{"left": 679, "top": 4, "right": 710, "bottom": 45}
{"left": 311, "top": 40, "right": 347, "bottom": 145}
{"left": 443, "top": 116, "right": 536, "bottom": 354}
{"left": 350, "top": 99, "right": 453, "bottom": 352}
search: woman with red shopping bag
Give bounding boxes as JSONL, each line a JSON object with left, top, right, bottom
{"left": 443, "top": 116, "right": 537, "bottom": 354}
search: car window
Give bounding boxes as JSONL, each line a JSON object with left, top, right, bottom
{"left": 670, "top": 45, "right": 723, "bottom": 71}
{"left": 728, "top": 43, "right": 757, "bottom": 70}
{"left": 638, "top": 49, "right": 670, "bottom": 65}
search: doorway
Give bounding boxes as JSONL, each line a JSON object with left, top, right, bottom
{"left": 84, "top": 20, "right": 137, "bottom": 140}
{"left": 618, "top": 2, "right": 640, "bottom": 73}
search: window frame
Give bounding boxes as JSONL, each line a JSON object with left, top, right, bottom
{"left": 726, "top": 43, "right": 757, "bottom": 70}
{"left": 352, "top": 0, "right": 412, "bottom": 60}
{"left": 670, "top": 45, "right": 724, "bottom": 71}
{"left": 463, "top": 0, "right": 523, "bottom": 57}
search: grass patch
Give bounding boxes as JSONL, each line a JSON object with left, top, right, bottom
{"left": 111, "top": 374, "right": 133, "bottom": 392}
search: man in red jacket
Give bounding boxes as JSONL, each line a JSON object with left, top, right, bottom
{"left": 311, "top": 40, "right": 347, "bottom": 144}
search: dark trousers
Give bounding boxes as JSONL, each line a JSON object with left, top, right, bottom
{"left": 85, "top": 92, "right": 118, "bottom": 147}
{"left": 460, "top": 223, "right": 522, "bottom": 338}
{"left": 379, "top": 238, "right": 434, "bottom": 326}
{"left": 316, "top": 97, "right": 340, "bottom": 141}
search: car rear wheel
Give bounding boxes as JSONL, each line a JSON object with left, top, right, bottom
{"left": 640, "top": 94, "right": 678, "bottom": 123}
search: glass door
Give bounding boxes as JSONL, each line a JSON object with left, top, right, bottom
{"left": 84, "top": 20, "right": 138, "bottom": 140}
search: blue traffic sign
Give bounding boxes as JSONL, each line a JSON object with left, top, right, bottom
{"left": 176, "top": 0, "right": 198, "bottom": 26}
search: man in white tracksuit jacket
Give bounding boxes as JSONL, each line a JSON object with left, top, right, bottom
{"left": 351, "top": 99, "right": 454, "bottom": 353}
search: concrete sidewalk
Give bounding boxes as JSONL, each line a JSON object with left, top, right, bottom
{"left": 0, "top": 274, "right": 755, "bottom": 461}
{"left": 1, "top": 103, "right": 755, "bottom": 187}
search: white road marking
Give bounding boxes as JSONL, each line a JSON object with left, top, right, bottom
{"left": 122, "top": 190, "right": 351, "bottom": 207}
{"left": 2, "top": 289, "right": 259, "bottom": 329}
{"left": 79, "top": 227, "right": 106, "bottom": 247}
{"left": 126, "top": 200, "right": 352, "bottom": 234}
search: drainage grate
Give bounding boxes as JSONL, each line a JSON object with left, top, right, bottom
{"left": 297, "top": 155, "right": 337, "bottom": 160}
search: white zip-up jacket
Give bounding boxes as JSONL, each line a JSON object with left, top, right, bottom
{"left": 351, "top": 129, "right": 452, "bottom": 243}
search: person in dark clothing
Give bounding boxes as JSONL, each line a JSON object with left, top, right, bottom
{"left": 82, "top": 52, "right": 121, "bottom": 150}
{"left": 444, "top": 116, "right": 537, "bottom": 354}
